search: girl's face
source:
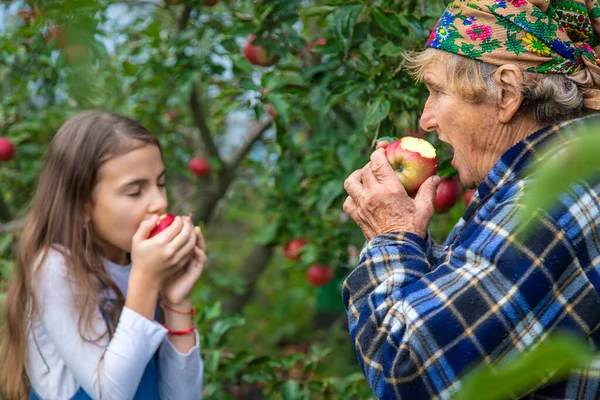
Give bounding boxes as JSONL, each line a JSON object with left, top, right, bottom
{"left": 89, "top": 144, "right": 167, "bottom": 265}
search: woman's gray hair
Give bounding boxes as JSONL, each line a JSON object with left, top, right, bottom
{"left": 403, "top": 48, "right": 585, "bottom": 125}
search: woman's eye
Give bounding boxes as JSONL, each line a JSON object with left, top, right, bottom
{"left": 127, "top": 192, "right": 141, "bottom": 197}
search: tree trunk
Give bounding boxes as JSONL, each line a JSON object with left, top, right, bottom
{"left": 222, "top": 243, "right": 275, "bottom": 315}
{"left": 0, "top": 195, "right": 11, "bottom": 223}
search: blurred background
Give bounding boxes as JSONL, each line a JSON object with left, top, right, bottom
{"left": 0, "top": 0, "right": 471, "bottom": 398}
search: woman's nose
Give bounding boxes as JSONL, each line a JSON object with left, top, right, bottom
{"left": 419, "top": 100, "right": 437, "bottom": 132}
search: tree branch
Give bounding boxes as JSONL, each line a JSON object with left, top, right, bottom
{"left": 177, "top": 6, "right": 192, "bottom": 33}
{"left": 0, "top": 220, "right": 23, "bottom": 235}
{"left": 227, "top": 116, "right": 273, "bottom": 171}
{"left": 193, "top": 116, "right": 273, "bottom": 224}
{"left": 189, "top": 88, "right": 223, "bottom": 166}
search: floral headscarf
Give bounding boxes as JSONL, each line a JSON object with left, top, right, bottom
{"left": 426, "top": 0, "right": 600, "bottom": 110}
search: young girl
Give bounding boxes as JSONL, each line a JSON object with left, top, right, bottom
{"left": 0, "top": 111, "right": 206, "bottom": 399}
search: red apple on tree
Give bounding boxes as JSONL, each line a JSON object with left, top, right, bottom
{"left": 307, "top": 264, "right": 333, "bottom": 287}
{"left": 283, "top": 238, "right": 307, "bottom": 260}
{"left": 189, "top": 157, "right": 212, "bottom": 177}
{"left": 242, "top": 34, "right": 280, "bottom": 67}
{"left": 464, "top": 189, "right": 475, "bottom": 207}
{"left": 385, "top": 137, "right": 438, "bottom": 197}
{"left": 0, "top": 138, "right": 15, "bottom": 161}
{"left": 203, "top": 0, "right": 219, "bottom": 6}
{"left": 433, "top": 177, "right": 463, "bottom": 214}
{"left": 148, "top": 213, "right": 175, "bottom": 238}
{"left": 18, "top": 8, "right": 36, "bottom": 24}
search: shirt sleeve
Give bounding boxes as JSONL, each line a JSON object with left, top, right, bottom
{"left": 35, "top": 251, "right": 168, "bottom": 400}
{"left": 158, "top": 331, "right": 204, "bottom": 399}
{"left": 342, "top": 201, "right": 589, "bottom": 399}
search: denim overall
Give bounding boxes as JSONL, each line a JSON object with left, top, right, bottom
{"left": 30, "top": 294, "right": 161, "bottom": 400}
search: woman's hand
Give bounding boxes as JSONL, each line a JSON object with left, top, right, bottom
{"left": 130, "top": 215, "right": 197, "bottom": 290}
{"left": 161, "top": 218, "right": 207, "bottom": 307}
{"left": 343, "top": 147, "right": 440, "bottom": 241}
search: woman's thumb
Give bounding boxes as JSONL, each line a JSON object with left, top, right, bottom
{"left": 376, "top": 140, "right": 390, "bottom": 150}
{"left": 415, "top": 175, "right": 441, "bottom": 208}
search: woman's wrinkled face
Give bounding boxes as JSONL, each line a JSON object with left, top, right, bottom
{"left": 89, "top": 143, "right": 167, "bottom": 265}
{"left": 419, "top": 59, "right": 499, "bottom": 188}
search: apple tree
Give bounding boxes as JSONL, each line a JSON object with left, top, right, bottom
{"left": 0, "top": 0, "right": 486, "bottom": 397}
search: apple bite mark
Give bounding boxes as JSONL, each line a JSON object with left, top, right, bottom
{"left": 400, "top": 137, "right": 437, "bottom": 159}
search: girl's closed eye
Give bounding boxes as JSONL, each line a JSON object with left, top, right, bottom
{"left": 125, "top": 185, "right": 143, "bottom": 197}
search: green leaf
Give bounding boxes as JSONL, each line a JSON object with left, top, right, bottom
{"left": 281, "top": 380, "right": 302, "bottom": 400}
{"left": 255, "top": 220, "right": 281, "bottom": 245}
{"left": 299, "top": 5, "right": 337, "bottom": 19}
{"left": 267, "top": 93, "right": 291, "bottom": 123}
{"left": 365, "top": 97, "right": 391, "bottom": 127}
{"left": 0, "top": 235, "right": 13, "bottom": 254}
{"left": 380, "top": 41, "right": 404, "bottom": 57}
{"left": 325, "top": 82, "right": 363, "bottom": 110}
{"left": 334, "top": 4, "right": 362, "bottom": 53}
{"left": 204, "top": 350, "right": 222, "bottom": 375}
{"left": 458, "top": 334, "right": 595, "bottom": 400}
{"left": 437, "top": 158, "right": 455, "bottom": 178}
{"left": 376, "top": 136, "right": 399, "bottom": 147}
{"left": 318, "top": 180, "right": 344, "bottom": 215}
{"left": 371, "top": 7, "right": 406, "bottom": 38}
{"left": 518, "top": 122, "right": 600, "bottom": 235}
{"left": 336, "top": 142, "right": 364, "bottom": 173}
{"left": 387, "top": 90, "right": 419, "bottom": 107}
{"left": 398, "top": 14, "right": 427, "bottom": 37}
{"left": 212, "top": 315, "right": 246, "bottom": 340}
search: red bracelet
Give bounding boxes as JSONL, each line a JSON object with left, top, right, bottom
{"left": 161, "top": 302, "right": 196, "bottom": 316}
{"left": 164, "top": 325, "right": 196, "bottom": 336}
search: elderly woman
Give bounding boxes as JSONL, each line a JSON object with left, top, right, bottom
{"left": 342, "top": 0, "right": 600, "bottom": 399}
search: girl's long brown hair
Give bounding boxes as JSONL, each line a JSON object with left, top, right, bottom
{"left": 0, "top": 111, "right": 161, "bottom": 399}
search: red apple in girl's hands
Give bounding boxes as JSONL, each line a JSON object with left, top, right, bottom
{"left": 149, "top": 213, "right": 176, "bottom": 238}
{"left": 385, "top": 137, "right": 438, "bottom": 197}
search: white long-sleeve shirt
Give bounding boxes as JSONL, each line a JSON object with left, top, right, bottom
{"left": 25, "top": 249, "right": 203, "bottom": 400}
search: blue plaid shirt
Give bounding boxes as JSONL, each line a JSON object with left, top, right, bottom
{"left": 343, "top": 115, "right": 600, "bottom": 399}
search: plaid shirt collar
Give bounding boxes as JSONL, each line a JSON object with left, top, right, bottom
{"left": 468, "top": 115, "right": 598, "bottom": 221}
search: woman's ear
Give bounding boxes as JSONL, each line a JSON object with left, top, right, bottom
{"left": 493, "top": 64, "right": 524, "bottom": 123}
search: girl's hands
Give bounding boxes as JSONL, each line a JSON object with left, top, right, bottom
{"left": 161, "top": 219, "right": 207, "bottom": 306}
{"left": 130, "top": 215, "right": 197, "bottom": 290}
